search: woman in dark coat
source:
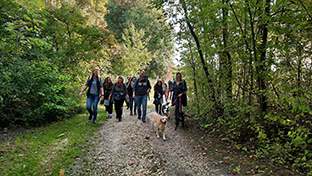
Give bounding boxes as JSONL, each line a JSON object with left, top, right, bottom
{"left": 172, "top": 72, "right": 187, "bottom": 130}
{"left": 109, "top": 76, "right": 129, "bottom": 122}
{"left": 103, "top": 77, "right": 113, "bottom": 118}
{"left": 127, "top": 77, "right": 137, "bottom": 116}
{"left": 153, "top": 80, "right": 163, "bottom": 114}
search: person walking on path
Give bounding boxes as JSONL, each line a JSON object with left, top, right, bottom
{"left": 133, "top": 70, "right": 151, "bottom": 123}
{"left": 154, "top": 80, "right": 163, "bottom": 114}
{"left": 79, "top": 67, "right": 104, "bottom": 124}
{"left": 127, "top": 77, "right": 137, "bottom": 116}
{"left": 109, "top": 76, "right": 129, "bottom": 122}
{"left": 172, "top": 72, "right": 187, "bottom": 129}
{"left": 103, "top": 77, "right": 113, "bottom": 118}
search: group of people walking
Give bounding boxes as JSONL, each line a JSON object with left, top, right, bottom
{"left": 79, "top": 67, "right": 187, "bottom": 129}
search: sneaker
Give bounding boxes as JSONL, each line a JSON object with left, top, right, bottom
{"left": 118, "top": 119, "right": 122, "bottom": 122}
{"left": 93, "top": 120, "right": 97, "bottom": 124}
{"left": 88, "top": 115, "right": 92, "bottom": 120}
{"left": 130, "top": 112, "right": 133, "bottom": 116}
{"left": 138, "top": 116, "right": 141, "bottom": 120}
{"left": 134, "top": 112, "right": 137, "bottom": 115}
{"left": 109, "top": 114, "right": 112, "bottom": 118}
{"left": 142, "top": 120, "right": 146, "bottom": 123}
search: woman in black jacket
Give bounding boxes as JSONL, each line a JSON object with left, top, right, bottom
{"left": 172, "top": 72, "right": 187, "bottom": 130}
{"left": 153, "top": 80, "right": 163, "bottom": 114}
{"left": 109, "top": 76, "right": 129, "bottom": 122}
{"left": 127, "top": 77, "right": 137, "bottom": 116}
{"left": 103, "top": 77, "right": 113, "bottom": 118}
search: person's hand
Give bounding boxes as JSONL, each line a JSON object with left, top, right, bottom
{"left": 133, "top": 94, "right": 135, "bottom": 99}
{"left": 79, "top": 92, "right": 83, "bottom": 98}
{"left": 101, "top": 95, "right": 104, "bottom": 101}
{"left": 178, "top": 93, "right": 182, "bottom": 97}
{"left": 127, "top": 98, "right": 129, "bottom": 103}
{"left": 108, "top": 96, "right": 111, "bottom": 102}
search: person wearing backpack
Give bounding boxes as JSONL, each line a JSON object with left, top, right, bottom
{"left": 79, "top": 67, "right": 104, "bottom": 124}
{"left": 109, "top": 76, "right": 129, "bottom": 122}
{"left": 133, "top": 70, "right": 151, "bottom": 123}
{"left": 103, "top": 77, "right": 114, "bottom": 118}
{"left": 172, "top": 72, "right": 187, "bottom": 130}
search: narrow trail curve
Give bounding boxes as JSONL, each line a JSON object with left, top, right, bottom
{"left": 89, "top": 106, "right": 231, "bottom": 176}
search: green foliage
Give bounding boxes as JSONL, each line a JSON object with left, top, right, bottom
{"left": 105, "top": 0, "right": 174, "bottom": 78}
{"left": 161, "top": 0, "right": 312, "bottom": 174}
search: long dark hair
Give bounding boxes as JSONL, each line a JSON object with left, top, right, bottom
{"left": 105, "top": 77, "right": 113, "bottom": 89}
{"left": 155, "top": 80, "right": 162, "bottom": 87}
{"left": 176, "top": 72, "right": 182, "bottom": 82}
{"left": 127, "top": 77, "right": 136, "bottom": 88}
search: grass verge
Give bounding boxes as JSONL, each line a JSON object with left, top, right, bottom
{"left": 0, "top": 102, "right": 107, "bottom": 175}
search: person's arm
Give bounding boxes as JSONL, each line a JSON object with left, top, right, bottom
{"left": 79, "top": 79, "right": 90, "bottom": 97}
{"left": 147, "top": 80, "right": 151, "bottom": 93}
{"left": 182, "top": 80, "right": 187, "bottom": 94}
{"left": 79, "top": 85, "right": 88, "bottom": 97}
{"left": 108, "top": 84, "right": 115, "bottom": 101}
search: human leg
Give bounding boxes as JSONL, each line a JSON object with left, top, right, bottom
{"left": 136, "top": 96, "right": 143, "bottom": 119}
{"left": 92, "top": 95, "right": 100, "bottom": 123}
{"left": 86, "top": 96, "right": 93, "bottom": 120}
{"left": 142, "top": 95, "right": 147, "bottom": 122}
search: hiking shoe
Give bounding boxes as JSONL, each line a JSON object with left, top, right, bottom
{"left": 138, "top": 116, "right": 141, "bottom": 120}
{"left": 88, "top": 115, "right": 92, "bottom": 120}
{"left": 142, "top": 120, "right": 146, "bottom": 123}
{"left": 93, "top": 120, "right": 97, "bottom": 124}
{"left": 118, "top": 119, "right": 122, "bottom": 122}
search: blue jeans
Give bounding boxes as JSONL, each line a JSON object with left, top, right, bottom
{"left": 136, "top": 95, "right": 147, "bottom": 121}
{"left": 86, "top": 94, "right": 100, "bottom": 122}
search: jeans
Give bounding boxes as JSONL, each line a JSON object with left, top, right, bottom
{"left": 136, "top": 95, "right": 147, "bottom": 121}
{"left": 129, "top": 96, "right": 136, "bottom": 113}
{"left": 86, "top": 94, "right": 100, "bottom": 122}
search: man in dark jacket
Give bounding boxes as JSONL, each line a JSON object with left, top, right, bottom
{"left": 133, "top": 70, "right": 151, "bottom": 122}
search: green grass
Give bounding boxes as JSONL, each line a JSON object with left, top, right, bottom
{"left": 0, "top": 102, "right": 107, "bottom": 175}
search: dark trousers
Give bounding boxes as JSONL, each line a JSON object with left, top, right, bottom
{"left": 105, "top": 101, "right": 113, "bottom": 114}
{"left": 174, "top": 96, "right": 183, "bottom": 126}
{"left": 114, "top": 99, "right": 124, "bottom": 120}
{"left": 155, "top": 102, "right": 162, "bottom": 114}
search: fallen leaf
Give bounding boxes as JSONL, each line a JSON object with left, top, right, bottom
{"left": 19, "top": 154, "right": 24, "bottom": 157}
{"left": 221, "top": 150, "right": 226, "bottom": 153}
{"left": 105, "top": 171, "right": 109, "bottom": 174}
{"left": 86, "top": 168, "right": 91, "bottom": 172}
{"left": 256, "top": 165, "right": 259, "bottom": 169}
{"left": 251, "top": 157, "right": 257, "bottom": 160}
{"left": 242, "top": 163, "right": 246, "bottom": 165}
{"left": 202, "top": 147, "right": 208, "bottom": 150}
{"left": 289, "top": 171, "right": 294, "bottom": 175}
{"left": 99, "top": 157, "right": 104, "bottom": 160}
{"left": 224, "top": 161, "right": 228, "bottom": 164}
{"left": 59, "top": 169, "right": 65, "bottom": 176}
{"left": 202, "top": 153, "right": 207, "bottom": 156}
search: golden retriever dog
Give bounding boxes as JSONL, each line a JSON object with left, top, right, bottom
{"left": 148, "top": 112, "right": 168, "bottom": 140}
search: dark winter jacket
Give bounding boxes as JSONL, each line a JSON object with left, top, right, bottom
{"left": 154, "top": 85, "right": 163, "bottom": 99}
{"left": 133, "top": 77, "right": 151, "bottom": 96}
{"left": 173, "top": 79, "right": 187, "bottom": 106}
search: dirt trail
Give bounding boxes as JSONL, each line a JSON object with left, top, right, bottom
{"left": 88, "top": 105, "right": 231, "bottom": 176}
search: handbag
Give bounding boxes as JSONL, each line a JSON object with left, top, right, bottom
{"left": 104, "top": 99, "right": 110, "bottom": 106}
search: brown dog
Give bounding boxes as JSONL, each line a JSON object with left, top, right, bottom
{"left": 148, "top": 112, "right": 168, "bottom": 140}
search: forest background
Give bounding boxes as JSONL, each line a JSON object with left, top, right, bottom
{"left": 1, "top": 0, "right": 312, "bottom": 174}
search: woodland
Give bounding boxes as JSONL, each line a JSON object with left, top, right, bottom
{"left": 1, "top": 0, "right": 312, "bottom": 174}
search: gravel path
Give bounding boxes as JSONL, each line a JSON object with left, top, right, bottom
{"left": 88, "top": 105, "right": 231, "bottom": 176}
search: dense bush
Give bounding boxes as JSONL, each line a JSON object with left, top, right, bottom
{"left": 0, "top": 1, "right": 80, "bottom": 128}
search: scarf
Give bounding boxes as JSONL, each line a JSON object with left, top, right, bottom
{"left": 117, "top": 82, "right": 123, "bottom": 88}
